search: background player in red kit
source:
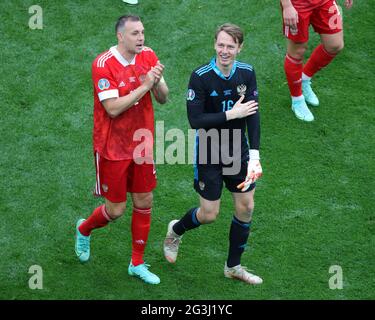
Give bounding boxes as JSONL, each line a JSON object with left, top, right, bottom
{"left": 281, "top": 0, "right": 353, "bottom": 121}
{"left": 75, "top": 15, "right": 169, "bottom": 285}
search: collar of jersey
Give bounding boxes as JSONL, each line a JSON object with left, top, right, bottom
{"left": 110, "top": 46, "right": 136, "bottom": 67}
{"left": 210, "top": 57, "right": 237, "bottom": 80}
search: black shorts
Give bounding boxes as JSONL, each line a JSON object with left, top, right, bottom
{"left": 193, "top": 161, "right": 256, "bottom": 201}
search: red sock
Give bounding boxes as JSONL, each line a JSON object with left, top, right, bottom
{"left": 284, "top": 54, "right": 303, "bottom": 97}
{"left": 131, "top": 207, "right": 151, "bottom": 266}
{"left": 303, "top": 44, "right": 337, "bottom": 78}
{"left": 78, "top": 204, "right": 112, "bottom": 236}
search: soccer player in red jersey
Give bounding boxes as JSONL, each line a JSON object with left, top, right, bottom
{"left": 281, "top": 0, "right": 353, "bottom": 121}
{"left": 75, "top": 15, "right": 169, "bottom": 285}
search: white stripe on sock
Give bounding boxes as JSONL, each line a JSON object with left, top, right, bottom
{"left": 302, "top": 73, "right": 311, "bottom": 81}
{"left": 291, "top": 95, "right": 304, "bottom": 102}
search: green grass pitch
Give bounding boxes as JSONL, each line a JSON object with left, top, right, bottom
{"left": 0, "top": 0, "right": 374, "bottom": 300}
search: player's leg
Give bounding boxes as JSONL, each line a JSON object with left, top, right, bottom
{"left": 75, "top": 201, "right": 125, "bottom": 263}
{"left": 127, "top": 161, "right": 160, "bottom": 284}
{"left": 222, "top": 162, "right": 262, "bottom": 284}
{"left": 164, "top": 197, "right": 221, "bottom": 263}
{"left": 164, "top": 164, "right": 223, "bottom": 263}
{"left": 303, "top": 1, "right": 344, "bottom": 105}
{"left": 283, "top": 11, "right": 314, "bottom": 121}
{"left": 286, "top": 39, "right": 308, "bottom": 93}
{"left": 320, "top": 32, "right": 344, "bottom": 55}
{"left": 303, "top": 32, "right": 344, "bottom": 79}
{"left": 227, "top": 190, "right": 254, "bottom": 267}
{"left": 129, "top": 192, "right": 153, "bottom": 266}
{"left": 75, "top": 154, "right": 128, "bottom": 263}
{"left": 223, "top": 190, "right": 262, "bottom": 284}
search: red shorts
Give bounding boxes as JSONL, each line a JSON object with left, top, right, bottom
{"left": 283, "top": 0, "right": 343, "bottom": 43}
{"left": 94, "top": 152, "right": 157, "bottom": 203}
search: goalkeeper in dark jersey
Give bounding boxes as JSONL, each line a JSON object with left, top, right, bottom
{"left": 163, "top": 23, "right": 263, "bottom": 285}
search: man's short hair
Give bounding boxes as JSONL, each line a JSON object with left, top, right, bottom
{"left": 115, "top": 15, "right": 141, "bottom": 34}
{"left": 215, "top": 23, "right": 244, "bottom": 45}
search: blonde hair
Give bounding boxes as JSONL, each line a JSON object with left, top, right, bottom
{"left": 215, "top": 23, "right": 244, "bottom": 45}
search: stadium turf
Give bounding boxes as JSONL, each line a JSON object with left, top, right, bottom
{"left": 0, "top": 0, "right": 374, "bottom": 300}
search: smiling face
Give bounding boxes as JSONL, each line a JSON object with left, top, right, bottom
{"left": 214, "top": 29, "right": 243, "bottom": 73}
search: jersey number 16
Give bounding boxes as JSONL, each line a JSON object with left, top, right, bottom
{"left": 222, "top": 100, "right": 234, "bottom": 112}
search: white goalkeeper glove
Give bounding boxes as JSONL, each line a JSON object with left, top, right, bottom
{"left": 237, "top": 149, "right": 263, "bottom": 192}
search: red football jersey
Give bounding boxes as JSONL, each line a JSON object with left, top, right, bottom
{"left": 291, "top": 0, "right": 330, "bottom": 12}
{"left": 92, "top": 46, "right": 158, "bottom": 160}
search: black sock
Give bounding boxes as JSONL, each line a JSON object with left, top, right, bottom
{"left": 172, "top": 207, "right": 201, "bottom": 236}
{"left": 227, "top": 216, "right": 251, "bottom": 268}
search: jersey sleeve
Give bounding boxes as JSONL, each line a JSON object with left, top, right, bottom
{"left": 92, "top": 61, "right": 119, "bottom": 102}
{"left": 187, "top": 72, "right": 227, "bottom": 129}
{"left": 245, "top": 69, "right": 260, "bottom": 150}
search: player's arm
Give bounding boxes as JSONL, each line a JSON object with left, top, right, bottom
{"left": 246, "top": 112, "right": 260, "bottom": 153}
{"left": 246, "top": 72, "right": 260, "bottom": 153}
{"left": 150, "top": 61, "right": 169, "bottom": 104}
{"left": 102, "top": 70, "right": 156, "bottom": 118}
{"left": 187, "top": 73, "right": 258, "bottom": 129}
{"left": 152, "top": 78, "right": 169, "bottom": 104}
{"left": 238, "top": 71, "right": 262, "bottom": 192}
{"left": 281, "top": 0, "right": 299, "bottom": 27}
{"left": 93, "top": 61, "right": 156, "bottom": 118}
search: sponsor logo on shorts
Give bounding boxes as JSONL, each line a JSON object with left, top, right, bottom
{"left": 290, "top": 25, "right": 298, "bottom": 36}
{"left": 187, "top": 89, "right": 195, "bottom": 101}
{"left": 199, "top": 181, "right": 205, "bottom": 191}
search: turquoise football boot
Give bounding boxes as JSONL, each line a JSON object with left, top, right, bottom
{"left": 302, "top": 79, "right": 319, "bottom": 107}
{"left": 291, "top": 98, "right": 314, "bottom": 122}
{"left": 128, "top": 262, "right": 160, "bottom": 284}
{"left": 75, "top": 219, "right": 91, "bottom": 263}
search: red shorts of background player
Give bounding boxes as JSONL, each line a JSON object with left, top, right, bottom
{"left": 283, "top": 0, "right": 343, "bottom": 43}
{"left": 94, "top": 152, "right": 157, "bottom": 203}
